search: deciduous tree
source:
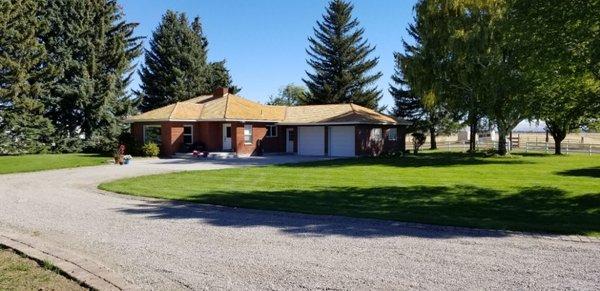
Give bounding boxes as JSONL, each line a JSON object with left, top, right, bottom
{"left": 267, "top": 84, "right": 308, "bottom": 106}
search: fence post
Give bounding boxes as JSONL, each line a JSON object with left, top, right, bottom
{"left": 447, "top": 141, "right": 450, "bottom": 152}
{"left": 525, "top": 142, "right": 528, "bottom": 153}
{"left": 566, "top": 142, "right": 569, "bottom": 155}
{"left": 590, "top": 145, "right": 593, "bottom": 156}
{"left": 545, "top": 142, "right": 548, "bottom": 154}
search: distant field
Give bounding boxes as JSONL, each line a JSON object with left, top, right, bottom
{"left": 413, "top": 132, "right": 600, "bottom": 145}
{"left": 0, "top": 154, "right": 108, "bottom": 174}
{"left": 101, "top": 152, "right": 600, "bottom": 236}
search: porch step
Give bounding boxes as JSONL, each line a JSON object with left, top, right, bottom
{"left": 207, "top": 152, "right": 238, "bottom": 159}
{"left": 173, "top": 152, "right": 238, "bottom": 159}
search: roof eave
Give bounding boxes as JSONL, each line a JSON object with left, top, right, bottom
{"left": 277, "top": 121, "right": 401, "bottom": 126}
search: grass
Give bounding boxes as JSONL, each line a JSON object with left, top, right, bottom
{"left": 0, "top": 153, "right": 109, "bottom": 174}
{"left": 99, "top": 152, "right": 600, "bottom": 236}
{"left": 0, "top": 247, "right": 85, "bottom": 290}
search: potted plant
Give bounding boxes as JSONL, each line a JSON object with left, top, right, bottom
{"left": 123, "top": 155, "right": 132, "bottom": 165}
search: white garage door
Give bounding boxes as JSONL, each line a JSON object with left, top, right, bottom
{"left": 298, "top": 126, "right": 325, "bottom": 156}
{"left": 329, "top": 126, "right": 356, "bottom": 157}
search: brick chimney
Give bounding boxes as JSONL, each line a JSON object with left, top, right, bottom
{"left": 213, "top": 87, "right": 229, "bottom": 97}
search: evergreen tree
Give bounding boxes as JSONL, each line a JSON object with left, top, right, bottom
{"left": 39, "top": 0, "right": 142, "bottom": 152}
{"left": 0, "top": 0, "right": 54, "bottom": 154}
{"left": 207, "top": 60, "right": 241, "bottom": 94}
{"left": 138, "top": 11, "right": 210, "bottom": 111}
{"left": 389, "top": 55, "right": 424, "bottom": 123}
{"left": 390, "top": 53, "right": 459, "bottom": 150}
{"left": 302, "top": 0, "right": 382, "bottom": 109}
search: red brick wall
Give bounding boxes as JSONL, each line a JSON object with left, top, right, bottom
{"left": 198, "top": 122, "right": 223, "bottom": 151}
{"left": 355, "top": 125, "right": 406, "bottom": 156}
{"left": 131, "top": 123, "right": 143, "bottom": 143}
{"left": 261, "top": 124, "right": 285, "bottom": 153}
{"left": 130, "top": 122, "right": 407, "bottom": 157}
{"left": 131, "top": 122, "right": 196, "bottom": 157}
{"left": 234, "top": 122, "right": 269, "bottom": 156}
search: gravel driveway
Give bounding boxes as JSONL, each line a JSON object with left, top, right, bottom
{"left": 0, "top": 156, "right": 599, "bottom": 290}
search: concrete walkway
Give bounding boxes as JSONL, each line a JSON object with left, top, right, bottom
{"left": 0, "top": 157, "right": 599, "bottom": 290}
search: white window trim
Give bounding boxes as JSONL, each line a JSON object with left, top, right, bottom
{"left": 244, "top": 124, "right": 253, "bottom": 145}
{"left": 183, "top": 124, "right": 193, "bottom": 145}
{"left": 266, "top": 125, "right": 278, "bottom": 138}
{"left": 143, "top": 125, "right": 161, "bottom": 144}
{"left": 387, "top": 128, "right": 398, "bottom": 141}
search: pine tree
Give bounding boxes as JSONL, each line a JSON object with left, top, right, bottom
{"left": 302, "top": 0, "right": 382, "bottom": 109}
{"left": 0, "top": 0, "right": 54, "bottom": 154}
{"left": 207, "top": 60, "right": 241, "bottom": 94}
{"left": 138, "top": 11, "right": 210, "bottom": 112}
{"left": 39, "top": 0, "right": 142, "bottom": 152}
{"left": 389, "top": 54, "right": 424, "bottom": 123}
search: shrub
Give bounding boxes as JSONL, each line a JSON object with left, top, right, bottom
{"left": 142, "top": 143, "right": 160, "bottom": 157}
{"left": 411, "top": 132, "right": 426, "bottom": 154}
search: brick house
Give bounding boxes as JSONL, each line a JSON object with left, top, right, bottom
{"left": 126, "top": 88, "right": 409, "bottom": 157}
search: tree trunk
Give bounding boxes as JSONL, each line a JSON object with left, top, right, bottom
{"left": 554, "top": 138, "right": 562, "bottom": 155}
{"left": 469, "top": 122, "right": 477, "bottom": 152}
{"left": 498, "top": 131, "right": 507, "bottom": 156}
{"left": 546, "top": 120, "right": 567, "bottom": 155}
{"left": 429, "top": 126, "right": 437, "bottom": 150}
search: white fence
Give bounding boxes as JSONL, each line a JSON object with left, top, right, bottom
{"left": 421, "top": 141, "right": 600, "bottom": 155}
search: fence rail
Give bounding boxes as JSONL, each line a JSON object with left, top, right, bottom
{"left": 419, "top": 141, "right": 600, "bottom": 155}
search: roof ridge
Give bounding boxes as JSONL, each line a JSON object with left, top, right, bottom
{"left": 349, "top": 103, "right": 357, "bottom": 114}
{"left": 223, "top": 94, "right": 230, "bottom": 119}
{"left": 197, "top": 100, "right": 205, "bottom": 118}
{"left": 168, "top": 102, "right": 179, "bottom": 120}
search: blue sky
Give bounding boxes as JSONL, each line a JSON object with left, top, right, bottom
{"left": 120, "top": 0, "right": 417, "bottom": 108}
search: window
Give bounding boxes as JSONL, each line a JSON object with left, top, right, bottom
{"left": 183, "top": 125, "right": 193, "bottom": 144}
{"left": 266, "top": 125, "right": 278, "bottom": 137}
{"left": 143, "top": 125, "right": 161, "bottom": 144}
{"left": 225, "top": 125, "right": 232, "bottom": 138}
{"left": 387, "top": 128, "right": 398, "bottom": 141}
{"left": 370, "top": 128, "right": 383, "bottom": 141}
{"left": 244, "top": 124, "right": 253, "bottom": 144}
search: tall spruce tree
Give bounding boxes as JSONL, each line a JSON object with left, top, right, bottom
{"left": 302, "top": 0, "right": 382, "bottom": 109}
{"left": 39, "top": 0, "right": 142, "bottom": 152}
{"left": 138, "top": 11, "right": 210, "bottom": 112}
{"left": 207, "top": 60, "right": 241, "bottom": 94}
{"left": 0, "top": 0, "right": 54, "bottom": 154}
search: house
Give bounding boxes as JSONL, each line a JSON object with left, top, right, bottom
{"left": 126, "top": 88, "right": 409, "bottom": 157}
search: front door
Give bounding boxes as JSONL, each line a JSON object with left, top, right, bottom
{"left": 286, "top": 128, "right": 295, "bottom": 153}
{"left": 222, "top": 123, "right": 232, "bottom": 151}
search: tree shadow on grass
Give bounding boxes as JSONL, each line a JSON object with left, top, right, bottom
{"left": 114, "top": 184, "right": 600, "bottom": 238}
{"left": 280, "top": 152, "right": 532, "bottom": 169}
{"left": 556, "top": 167, "right": 600, "bottom": 178}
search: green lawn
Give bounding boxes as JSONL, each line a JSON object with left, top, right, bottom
{"left": 0, "top": 153, "right": 109, "bottom": 174}
{"left": 99, "top": 152, "right": 600, "bottom": 236}
{"left": 0, "top": 247, "right": 85, "bottom": 290}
